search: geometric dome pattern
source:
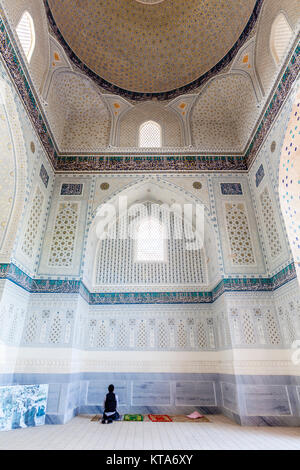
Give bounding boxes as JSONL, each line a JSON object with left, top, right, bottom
{"left": 47, "top": 0, "right": 256, "bottom": 95}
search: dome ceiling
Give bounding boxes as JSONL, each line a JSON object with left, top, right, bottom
{"left": 47, "top": 0, "right": 258, "bottom": 97}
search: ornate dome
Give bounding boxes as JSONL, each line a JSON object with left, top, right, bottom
{"left": 47, "top": 0, "right": 257, "bottom": 96}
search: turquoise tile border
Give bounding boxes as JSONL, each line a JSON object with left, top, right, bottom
{"left": 0, "top": 262, "right": 296, "bottom": 304}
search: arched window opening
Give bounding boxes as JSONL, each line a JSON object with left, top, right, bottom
{"left": 139, "top": 121, "right": 162, "bottom": 148}
{"left": 16, "top": 11, "right": 36, "bottom": 62}
{"left": 270, "top": 13, "right": 293, "bottom": 66}
{"left": 135, "top": 217, "right": 166, "bottom": 262}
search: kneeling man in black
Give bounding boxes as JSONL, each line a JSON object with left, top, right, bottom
{"left": 102, "top": 384, "right": 120, "bottom": 424}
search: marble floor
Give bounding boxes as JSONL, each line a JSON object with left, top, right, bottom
{"left": 1, "top": 414, "right": 300, "bottom": 450}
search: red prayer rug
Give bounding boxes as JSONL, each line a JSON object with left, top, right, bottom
{"left": 148, "top": 414, "right": 172, "bottom": 422}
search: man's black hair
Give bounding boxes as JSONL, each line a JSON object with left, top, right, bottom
{"left": 108, "top": 384, "right": 114, "bottom": 393}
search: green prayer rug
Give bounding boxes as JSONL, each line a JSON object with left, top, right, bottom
{"left": 123, "top": 414, "right": 144, "bottom": 422}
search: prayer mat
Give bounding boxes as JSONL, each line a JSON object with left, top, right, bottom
{"left": 171, "top": 415, "right": 210, "bottom": 423}
{"left": 91, "top": 415, "right": 101, "bottom": 422}
{"left": 123, "top": 414, "right": 144, "bottom": 422}
{"left": 91, "top": 414, "right": 123, "bottom": 422}
{"left": 187, "top": 411, "right": 203, "bottom": 419}
{"left": 148, "top": 414, "right": 173, "bottom": 422}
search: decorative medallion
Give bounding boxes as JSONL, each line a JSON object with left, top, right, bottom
{"left": 30, "top": 141, "right": 35, "bottom": 153}
{"left": 271, "top": 141, "right": 276, "bottom": 152}
{"left": 193, "top": 181, "right": 202, "bottom": 190}
{"left": 100, "top": 182, "right": 110, "bottom": 190}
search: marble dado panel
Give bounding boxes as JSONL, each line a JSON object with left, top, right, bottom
{"left": 2, "top": 372, "right": 300, "bottom": 426}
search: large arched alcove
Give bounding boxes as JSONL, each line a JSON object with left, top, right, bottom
{"left": 0, "top": 75, "right": 28, "bottom": 263}
{"left": 279, "top": 85, "right": 300, "bottom": 285}
{"left": 83, "top": 179, "right": 222, "bottom": 292}
{"left": 93, "top": 200, "right": 208, "bottom": 290}
{"left": 0, "top": 72, "right": 29, "bottom": 378}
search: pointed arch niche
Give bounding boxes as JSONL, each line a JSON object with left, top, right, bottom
{"left": 83, "top": 180, "right": 222, "bottom": 293}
